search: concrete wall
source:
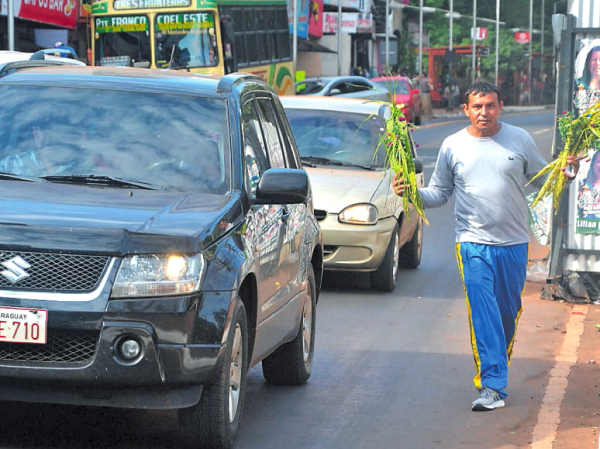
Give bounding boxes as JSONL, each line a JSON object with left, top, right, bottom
{"left": 320, "top": 33, "right": 352, "bottom": 76}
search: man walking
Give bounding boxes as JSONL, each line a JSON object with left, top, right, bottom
{"left": 393, "top": 82, "right": 579, "bottom": 411}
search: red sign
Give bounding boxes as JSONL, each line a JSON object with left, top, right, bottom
{"left": 308, "top": 0, "right": 323, "bottom": 38}
{"left": 14, "top": 0, "right": 79, "bottom": 29}
{"left": 471, "top": 27, "right": 487, "bottom": 40}
{"left": 515, "top": 31, "right": 530, "bottom": 44}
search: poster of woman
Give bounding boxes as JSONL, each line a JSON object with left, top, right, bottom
{"left": 574, "top": 38, "right": 600, "bottom": 117}
{"left": 573, "top": 39, "right": 600, "bottom": 235}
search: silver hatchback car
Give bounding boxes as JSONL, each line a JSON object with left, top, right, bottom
{"left": 282, "top": 95, "right": 424, "bottom": 292}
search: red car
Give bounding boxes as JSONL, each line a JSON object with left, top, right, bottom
{"left": 371, "top": 76, "right": 422, "bottom": 125}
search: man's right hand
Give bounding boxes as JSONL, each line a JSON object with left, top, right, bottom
{"left": 393, "top": 172, "right": 409, "bottom": 196}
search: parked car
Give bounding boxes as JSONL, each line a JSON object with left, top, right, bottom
{"left": 371, "top": 75, "right": 422, "bottom": 125}
{"left": 0, "top": 49, "right": 85, "bottom": 67}
{"left": 281, "top": 95, "right": 424, "bottom": 292}
{"left": 294, "top": 75, "right": 390, "bottom": 103}
{"left": 0, "top": 63, "right": 323, "bottom": 449}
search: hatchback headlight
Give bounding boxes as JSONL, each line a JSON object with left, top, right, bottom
{"left": 111, "top": 253, "right": 205, "bottom": 298}
{"left": 338, "top": 204, "right": 378, "bottom": 225}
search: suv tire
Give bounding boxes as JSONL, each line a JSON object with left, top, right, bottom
{"left": 179, "top": 296, "right": 248, "bottom": 449}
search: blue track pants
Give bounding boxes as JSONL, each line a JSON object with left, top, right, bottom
{"left": 455, "top": 242, "right": 528, "bottom": 399}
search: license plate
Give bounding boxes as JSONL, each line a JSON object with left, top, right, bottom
{"left": 0, "top": 307, "right": 48, "bottom": 344}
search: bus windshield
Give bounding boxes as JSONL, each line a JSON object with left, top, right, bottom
{"left": 94, "top": 15, "right": 152, "bottom": 67}
{"left": 154, "top": 13, "right": 218, "bottom": 69}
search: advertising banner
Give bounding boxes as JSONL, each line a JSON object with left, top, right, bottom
{"left": 1, "top": 0, "right": 79, "bottom": 29}
{"left": 308, "top": 0, "right": 323, "bottom": 38}
{"left": 323, "top": 12, "right": 359, "bottom": 34}
{"left": 288, "top": 0, "right": 309, "bottom": 40}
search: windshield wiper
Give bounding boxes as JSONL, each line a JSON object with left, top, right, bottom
{"left": 300, "top": 156, "right": 344, "bottom": 166}
{"left": 40, "top": 175, "right": 160, "bottom": 190}
{"left": 300, "top": 156, "right": 375, "bottom": 171}
{"left": 0, "top": 171, "right": 40, "bottom": 182}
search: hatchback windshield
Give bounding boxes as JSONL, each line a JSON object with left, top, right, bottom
{"left": 285, "top": 109, "right": 388, "bottom": 168}
{"left": 0, "top": 86, "right": 230, "bottom": 194}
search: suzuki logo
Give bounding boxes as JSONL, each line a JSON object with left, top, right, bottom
{"left": 1, "top": 256, "right": 31, "bottom": 284}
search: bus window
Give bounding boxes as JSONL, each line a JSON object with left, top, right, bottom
{"left": 94, "top": 15, "right": 151, "bottom": 67}
{"left": 155, "top": 13, "right": 219, "bottom": 69}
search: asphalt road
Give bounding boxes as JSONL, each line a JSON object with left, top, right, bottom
{"left": 0, "top": 110, "right": 596, "bottom": 449}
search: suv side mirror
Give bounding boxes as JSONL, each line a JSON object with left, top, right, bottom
{"left": 255, "top": 168, "right": 309, "bottom": 204}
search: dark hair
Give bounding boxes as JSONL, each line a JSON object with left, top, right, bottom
{"left": 464, "top": 82, "right": 501, "bottom": 105}
{"left": 583, "top": 46, "right": 600, "bottom": 85}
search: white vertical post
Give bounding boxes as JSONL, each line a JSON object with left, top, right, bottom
{"left": 418, "top": 0, "right": 423, "bottom": 85}
{"left": 293, "top": 0, "right": 297, "bottom": 77}
{"left": 385, "top": 0, "right": 390, "bottom": 72}
{"left": 449, "top": 0, "right": 453, "bottom": 83}
{"left": 337, "top": 0, "right": 342, "bottom": 75}
{"left": 529, "top": 0, "right": 533, "bottom": 103}
{"left": 8, "top": 0, "right": 15, "bottom": 50}
{"left": 495, "top": 0, "right": 499, "bottom": 86}
{"left": 471, "top": 0, "right": 476, "bottom": 83}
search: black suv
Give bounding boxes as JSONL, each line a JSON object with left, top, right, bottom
{"left": 0, "top": 62, "right": 323, "bottom": 448}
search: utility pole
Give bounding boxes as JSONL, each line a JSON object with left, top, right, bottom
{"left": 495, "top": 0, "right": 500, "bottom": 86}
{"left": 471, "top": 0, "right": 477, "bottom": 83}
{"left": 528, "top": 0, "right": 533, "bottom": 103}
{"left": 337, "top": 0, "right": 342, "bottom": 75}
{"left": 8, "top": 0, "right": 15, "bottom": 50}
{"left": 385, "top": 0, "right": 390, "bottom": 71}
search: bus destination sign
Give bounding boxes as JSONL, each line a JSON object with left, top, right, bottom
{"left": 114, "top": 0, "right": 191, "bottom": 10}
{"left": 95, "top": 15, "right": 149, "bottom": 32}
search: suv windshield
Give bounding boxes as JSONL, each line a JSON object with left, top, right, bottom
{"left": 0, "top": 86, "right": 230, "bottom": 194}
{"left": 285, "top": 109, "right": 388, "bottom": 168}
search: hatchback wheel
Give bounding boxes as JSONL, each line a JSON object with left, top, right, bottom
{"left": 370, "top": 223, "right": 400, "bottom": 292}
{"left": 399, "top": 217, "right": 423, "bottom": 269}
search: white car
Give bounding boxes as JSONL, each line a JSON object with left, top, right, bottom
{"left": 0, "top": 50, "right": 85, "bottom": 68}
{"left": 294, "top": 75, "right": 390, "bottom": 103}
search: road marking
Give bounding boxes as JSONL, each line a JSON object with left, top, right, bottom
{"left": 530, "top": 303, "right": 588, "bottom": 448}
{"left": 534, "top": 128, "right": 552, "bottom": 135}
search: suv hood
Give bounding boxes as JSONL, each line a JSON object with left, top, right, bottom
{"left": 0, "top": 182, "right": 240, "bottom": 254}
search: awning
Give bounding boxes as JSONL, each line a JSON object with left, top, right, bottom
{"left": 297, "top": 39, "right": 337, "bottom": 53}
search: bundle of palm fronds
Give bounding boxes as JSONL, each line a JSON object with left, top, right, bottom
{"left": 528, "top": 101, "right": 600, "bottom": 212}
{"left": 377, "top": 103, "right": 428, "bottom": 225}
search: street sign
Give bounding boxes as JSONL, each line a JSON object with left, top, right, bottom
{"left": 515, "top": 31, "right": 530, "bottom": 44}
{"left": 471, "top": 27, "right": 488, "bottom": 40}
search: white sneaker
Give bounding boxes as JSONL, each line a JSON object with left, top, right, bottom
{"left": 471, "top": 386, "right": 506, "bottom": 411}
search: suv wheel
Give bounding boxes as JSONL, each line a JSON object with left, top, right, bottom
{"left": 179, "top": 296, "right": 248, "bottom": 449}
{"left": 262, "top": 264, "right": 316, "bottom": 385}
{"left": 370, "top": 223, "right": 400, "bottom": 292}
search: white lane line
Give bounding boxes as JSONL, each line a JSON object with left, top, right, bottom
{"left": 530, "top": 303, "right": 588, "bottom": 449}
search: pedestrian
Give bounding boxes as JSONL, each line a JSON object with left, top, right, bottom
{"left": 392, "top": 81, "right": 579, "bottom": 411}
{"left": 419, "top": 71, "right": 432, "bottom": 117}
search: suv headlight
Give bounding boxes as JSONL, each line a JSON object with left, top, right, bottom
{"left": 111, "top": 254, "right": 205, "bottom": 298}
{"left": 338, "top": 204, "right": 378, "bottom": 225}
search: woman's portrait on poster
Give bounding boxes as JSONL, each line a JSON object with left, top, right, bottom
{"left": 578, "top": 151, "right": 600, "bottom": 219}
{"left": 574, "top": 39, "right": 600, "bottom": 117}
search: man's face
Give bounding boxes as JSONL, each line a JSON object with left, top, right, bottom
{"left": 462, "top": 91, "right": 503, "bottom": 137}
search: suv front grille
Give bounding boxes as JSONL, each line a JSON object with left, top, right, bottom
{"left": 0, "top": 250, "right": 109, "bottom": 292}
{"left": 0, "top": 329, "right": 98, "bottom": 363}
